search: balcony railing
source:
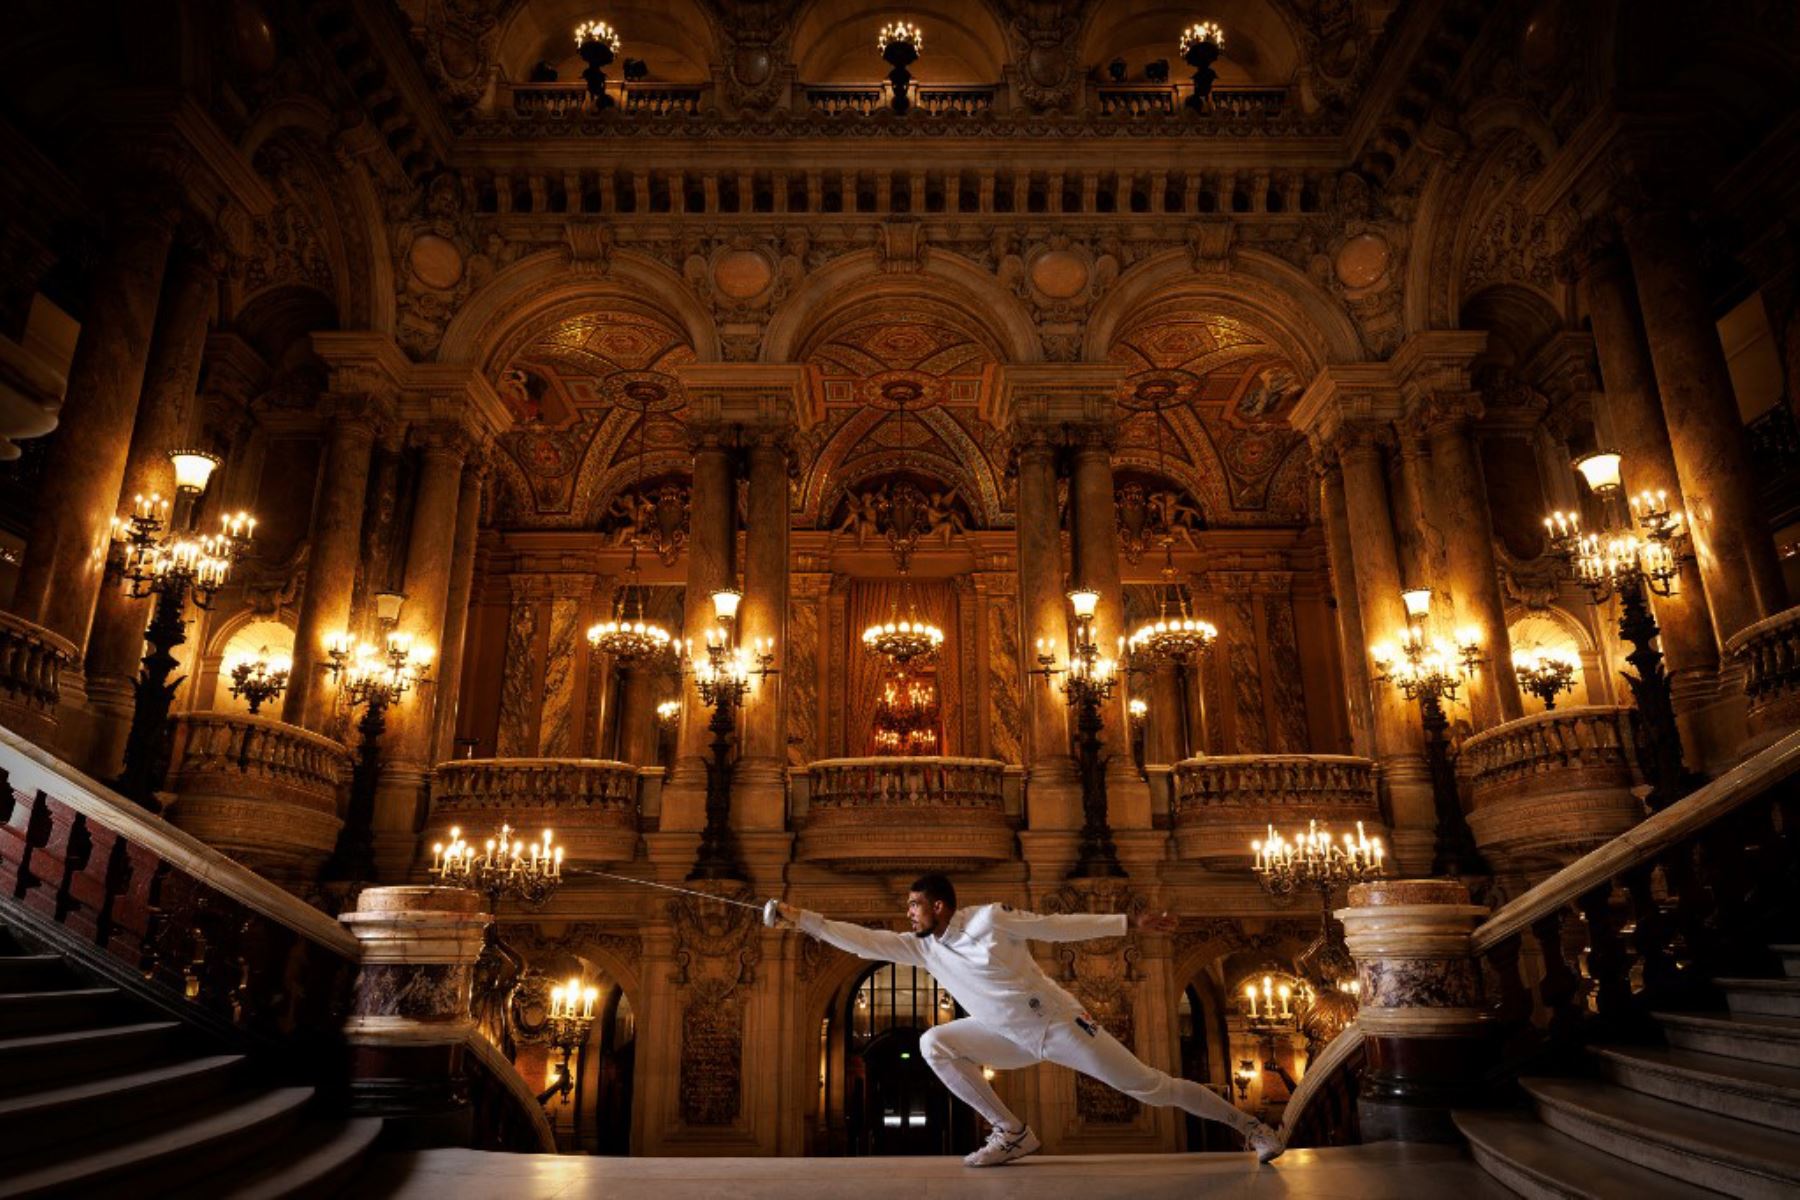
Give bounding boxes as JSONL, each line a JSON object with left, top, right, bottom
{"left": 165, "top": 712, "right": 350, "bottom": 887}
{"left": 1169, "top": 754, "right": 1382, "bottom": 867}
{"left": 799, "top": 756, "right": 1013, "bottom": 872}
{"left": 1094, "top": 84, "right": 1288, "bottom": 118}
{"left": 502, "top": 81, "right": 708, "bottom": 118}
{"left": 0, "top": 610, "right": 75, "bottom": 742}
{"left": 1458, "top": 706, "right": 1644, "bottom": 879}
{"left": 1725, "top": 604, "right": 1800, "bottom": 751}
{"left": 428, "top": 757, "right": 641, "bottom": 865}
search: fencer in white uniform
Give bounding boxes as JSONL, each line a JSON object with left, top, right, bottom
{"left": 774, "top": 874, "right": 1283, "bottom": 1168}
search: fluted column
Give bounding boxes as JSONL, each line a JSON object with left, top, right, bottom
{"left": 1624, "top": 206, "right": 1788, "bottom": 647}
{"left": 372, "top": 427, "right": 469, "bottom": 878}
{"left": 1337, "top": 429, "right": 1435, "bottom": 873}
{"left": 1422, "top": 399, "right": 1522, "bottom": 729}
{"left": 283, "top": 408, "right": 379, "bottom": 730}
{"left": 83, "top": 247, "right": 220, "bottom": 751}
{"left": 664, "top": 424, "right": 735, "bottom": 830}
{"left": 1012, "top": 429, "right": 1079, "bottom": 823}
{"left": 731, "top": 426, "right": 789, "bottom": 828}
{"left": 430, "top": 460, "right": 485, "bottom": 765}
{"left": 1579, "top": 241, "right": 1723, "bottom": 727}
{"left": 1321, "top": 463, "right": 1376, "bottom": 757}
{"left": 13, "top": 198, "right": 180, "bottom": 669}
{"left": 1068, "top": 423, "right": 1150, "bottom": 824}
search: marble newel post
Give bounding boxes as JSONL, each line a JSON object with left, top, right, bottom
{"left": 339, "top": 885, "right": 490, "bottom": 1147}
{"left": 84, "top": 246, "right": 221, "bottom": 760}
{"left": 372, "top": 426, "right": 469, "bottom": 880}
{"left": 1068, "top": 422, "right": 1151, "bottom": 826}
{"left": 1339, "top": 878, "right": 1491, "bottom": 1142}
{"left": 732, "top": 425, "right": 790, "bottom": 827}
{"left": 1578, "top": 236, "right": 1722, "bottom": 737}
{"left": 1624, "top": 205, "right": 1788, "bottom": 652}
{"left": 1011, "top": 427, "right": 1079, "bottom": 820}
{"left": 665, "top": 422, "right": 736, "bottom": 829}
{"left": 13, "top": 195, "right": 180, "bottom": 681}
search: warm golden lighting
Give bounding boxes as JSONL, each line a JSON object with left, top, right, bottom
{"left": 711, "top": 589, "right": 743, "bottom": 624}
{"left": 573, "top": 18, "right": 620, "bottom": 50}
{"left": 168, "top": 449, "right": 221, "bottom": 494}
{"left": 1178, "top": 20, "right": 1225, "bottom": 53}
{"left": 1573, "top": 450, "right": 1623, "bottom": 494}
{"left": 1400, "top": 588, "right": 1432, "bottom": 620}
{"left": 1068, "top": 589, "right": 1100, "bottom": 620}
{"left": 432, "top": 821, "right": 562, "bottom": 905}
{"left": 877, "top": 20, "right": 923, "bottom": 54}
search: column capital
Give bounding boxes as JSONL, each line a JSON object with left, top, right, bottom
{"left": 673, "top": 362, "right": 815, "bottom": 432}
{"left": 1520, "top": 331, "right": 1602, "bottom": 408}
{"left": 1390, "top": 330, "right": 1489, "bottom": 410}
{"left": 1290, "top": 363, "right": 1403, "bottom": 451}
{"left": 408, "top": 419, "right": 479, "bottom": 466}
{"left": 987, "top": 363, "right": 1127, "bottom": 435}
{"left": 1410, "top": 392, "right": 1484, "bottom": 440}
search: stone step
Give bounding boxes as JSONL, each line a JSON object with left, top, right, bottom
{"left": 0, "top": 1021, "right": 183, "bottom": 1097}
{"left": 216, "top": 1116, "right": 385, "bottom": 1199}
{"left": 0, "top": 1053, "right": 245, "bottom": 1158}
{"left": 1454, "top": 1106, "right": 1724, "bottom": 1199}
{"left": 1524, "top": 1076, "right": 1800, "bottom": 1200}
{"left": 0, "top": 987, "right": 121, "bottom": 1036}
{"left": 1719, "top": 977, "right": 1800, "bottom": 1019}
{"left": 1591, "top": 1044, "right": 1800, "bottom": 1133}
{"left": 1772, "top": 945, "right": 1800, "bottom": 979}
{"left": 0, "top": 954, "right": 73, "bottom": 993}
{"left": 1657, "top": 1010, "right": 1800, "bottom": 1069}
{"left": 0, "top": 1085, "right": 315, "bottom": 1199}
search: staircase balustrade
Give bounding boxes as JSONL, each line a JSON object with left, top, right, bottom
{"left": 1726, "top": 603, "right": 1800, "bottom": 752}
{"left": 0, "top": 611, "right": 76, "bottom": 744}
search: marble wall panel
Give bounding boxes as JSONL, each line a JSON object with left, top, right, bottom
{"left": 496, "top": 600, "right": 539, "bottom": 757}
{"left": 1262, "top": 594, "right": 1311, "bottom": 752}
{"left": 537, "top": 597, "right": 581, "bottom": 756}
{"left": 787, "top": 593, "right": 820, "bottom": 766}
{"left": 986, "top": 593, "right": 1024, "bottom": 764}
{"left": 1224, "top": 595, "right": 1267, "bottom": 753}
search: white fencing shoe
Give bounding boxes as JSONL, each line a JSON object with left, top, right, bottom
{"left": 1246, "top": 1121, "right": 1284, "bottom": 1164}
{"left": 963, "top": 1125, "right": 1041, "bottom": 1167}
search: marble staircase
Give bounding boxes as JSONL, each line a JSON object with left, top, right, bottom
{"left": 0, "top": 922, "right": 381, "bottom": 1198}
{"left": 1457, "top": 943, "right": 1800, "bottom": 1199}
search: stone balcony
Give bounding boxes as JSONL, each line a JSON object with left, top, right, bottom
{"left": 166, "top": 712, "right": 351, "bottom": 886}
{"left": 426, "top": 758, "right": 642, "bottom": 866}
{"left": 1725, "top": 604, "right": 1800, "bottom": 751}
{"left": 1459, "top": 705, "right": 1644, "bottom": 876}
{"left": 797, "top": 756, "right": 1015, "bottom": 873}
{"left": 1169, "top": 754, "right": 1383, "bottom": 869}
{"left": 0, "top": 610, "right": 75, "bottom": 745}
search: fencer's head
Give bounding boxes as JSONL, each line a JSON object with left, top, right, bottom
{"left": 907, "top": 872, "right": 956, "bottom": 938}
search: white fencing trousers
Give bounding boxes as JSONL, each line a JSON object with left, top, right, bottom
{"left": 919, "top": 1017, "right": 1254, "bottom": 1135}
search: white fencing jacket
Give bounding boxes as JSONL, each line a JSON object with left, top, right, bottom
{"left": 796, "top": 903, "right": 1128, "bottom": 1047}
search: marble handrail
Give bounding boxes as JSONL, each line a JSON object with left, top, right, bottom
{"left": 807, "top": 756, "right": 1008, "bottom": 809}
{"left": 1458, "top": 705, "right": 1636, "bottom": 783}
{"left": 1277, "top": 1021, "right": 1365, "bottom": 1144}
{"left": 1470, "top": 726, "right": 1800, "bottom": 955}
{"left": 464, "top": 1030, "right": 558, "bottom": 1153}
{"left": 0, "top": 609, "right": 76, "bottom": 714}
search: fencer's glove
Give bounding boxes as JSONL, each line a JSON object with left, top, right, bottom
{"left": 764, "top": 899, "right": 801, "bottom": 929}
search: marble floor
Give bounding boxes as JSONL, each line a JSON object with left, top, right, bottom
{"left": 357, "top": 1142, "right": 1515, "bottom": 1200}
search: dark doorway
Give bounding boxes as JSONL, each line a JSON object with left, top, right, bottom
{"left": 845, "top": 963, "right": 979, "bottom": 1156}
{"left": 1179, "top": 983, "right": 1236, "bottom": 1151}
{"left": 592, "top": 989, "right": 636, "bottom": 1154}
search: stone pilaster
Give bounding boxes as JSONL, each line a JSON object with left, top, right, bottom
{"left": 1010, "top": 425, "right": 1079, "bottom": 823}
{"left": 431, "top": 459, "right": 486, "bottom": 765}
{"left": 732, "top": 423, "right": 792, "bottom": 828}
{"left": 665, "top": 421, "right": 736, "bottom": 831}
{"left": 1320, "top": 463, "right": 1375, "bottom": 758}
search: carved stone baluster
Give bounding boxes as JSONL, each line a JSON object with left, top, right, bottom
{"left": 1532, "top": 910, "right": 1582, "bottom": 1046}
{"left": 1624, "top": 861, "right": 1685, "bottom": 1013}
{"left": 1576, "top": 882, "right": 1637, "bottom": 1033}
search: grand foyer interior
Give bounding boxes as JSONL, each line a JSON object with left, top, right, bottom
{"left": 2, "top": 0, "right": 1800, "bottom": 1195}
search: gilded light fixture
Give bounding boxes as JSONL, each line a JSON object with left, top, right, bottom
{"left": 877, "top": 20, "right": 923, "bottom": 113}
{"left": 574, "top": 18, "right": 622, "bottom": 107}
{"left": 225, "top": 645, "right": 292, "bottom": 715}
{"left": 588, "top": 387, "right": 676, "bottom": 662}
{"left": 861, "top": 383, "right": 945, "bottom": 667}
{"left": 1512, "top": 647, "right": 1578, "bottom": 710}
{"left": 1178, "top": 19, "right": 1224, "bottom": 107}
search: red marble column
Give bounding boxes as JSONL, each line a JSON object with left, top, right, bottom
{"left": 1013, "top": 428, "right": 1079, "bottom": 824}
{"left": 664, "top": 425, "right": 735, "bottom": 831}
{"left": 430, "top": 460, "right": 486, "bottom": 765}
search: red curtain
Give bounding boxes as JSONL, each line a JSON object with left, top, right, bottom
{"left": 845, "top": 579, "right": 961, "bottom": 756}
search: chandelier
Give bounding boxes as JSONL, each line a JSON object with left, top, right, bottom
{"left": 432, "top": 821, "right": 563, "bottom": 907}
{"left": 1252, "top": 818, "right": 1385, "bottom": 895}
{"left": 589, "top": 386, "right": 676, "bottom": 662}
{"left": 111, "top": 450, "right": 256, "bottom": 610}
{"left": 1543, "top": 452, "right": 1687, "bottom": 602}
{"left": 1370, "top": 590, "right": 1482, "bottom": 705}
{"left": 862, "top": 382, "right": 945, "bottom": 666}
{"left": 872, "top": 670, "right": 940, "bottom": 756}
{"left": 1125, "top": 386, "right": 1216, "bottom": 662}
{"left": 1513, "top": 647, "right": 1577, "bottom": 709}
{"left": 325, "top": 630, "right": 432, "bottom": 711}
{"left": 225, "top": 645, "right": 291, "bottom": 715}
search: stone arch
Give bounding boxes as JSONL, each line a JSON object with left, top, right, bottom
{"left": 802, "top": 405, "right": 1005, "bottom": 531}
{"left": 1504, "top": 600, "right": 1612, "bottom": 709}
{"left": 763, "top": 249, "right": 1041, "bottom": 365}
{"left": 495, "top": 0, "right": 715, "bottom": 84}
{"left": 1076, "top": 0, "right": 1306, "bottom": 87}
{"left": 438, "top": 249, "right": 720, "bottom": 367}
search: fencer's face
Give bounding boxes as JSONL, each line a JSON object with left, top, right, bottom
{"left": 907, "top": 891, "right": 946, "bottom": 937}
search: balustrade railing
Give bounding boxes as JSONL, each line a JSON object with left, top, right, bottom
{"left": 1458, "top": 706, "right": 1643, "bottom": 879}
{"left": 800, "top": 756, "right": 1013, "bottom": 871}
{"left": 1725, "top": 603, "right": 1800, "bottom": 749}
{"left": 1095, "top": 84, "right": 1287, "bottom": 118}
{"left": 0, "top": 610, "right": 75, "bottom": 741}
{"left": 428, "top": 757, "right": 641, "bottom": 865}
{"left": 1170, "top": 754, "right": 1382, "bottom": 866}
{"left": 502, "top": 80, "right": 707, "bottom": 117}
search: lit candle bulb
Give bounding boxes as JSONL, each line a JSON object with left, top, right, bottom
{"left": 1245, "top": 983, "right": 1258, "bottom": 1019}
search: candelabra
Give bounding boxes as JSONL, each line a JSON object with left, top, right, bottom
{"left": 320, "top": 611, "right": 432, "bottom": 883}
{"left": 871, "top": 671, "right": 941, "bottom": 757}
{"left": 877, "top": 20, "right": 922, "bottom": 113}
{"left": 1544, "top": 451, "right": 1699, "bottom": 809}
{"left": 1512, "top": 647, "right": 1577, "bottom": 711}
{"left": 574, "top": 19, "right": 620, "bottom": 107}
{"left": 683, "top": 589, "right": 776, "bottom": 881}
{"left": 656, "top": 699, "right": 681, "bottom": 726}
{"left": 537, "top": 976, "right": 600, "bottom": 1106}
{"left": 1033, "top": 588, "right": 1125, "bottom": 878}
{"left": 1241, "top": 972, "right": 1306, "bottom": 1032}
{"left": 1252, "top": 817, "right": 1385, "bottom": 990}
{"left": 1178, "top": 20, "right": 1224, "bottom": 108}
{"left": 225, "top": 645, "right": 291, "bottom": 715}
{"left": 431, "top": 822, "right": 564, "bottom": 907}
{"left": 1370, "top": 589, "right": 1487, "bottom": 877}
{"left": 109, "top": 449, "right": 256, "bottom": 809}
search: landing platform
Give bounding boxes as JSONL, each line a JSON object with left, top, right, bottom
{"left": 359, "top": 1141, "right": 1511, "bottom": 1199}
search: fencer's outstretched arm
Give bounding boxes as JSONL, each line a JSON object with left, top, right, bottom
{"left": 988, "top": 907, "right": 1129, "bottom": 943}
{"left": 790, "top": 908, "right": 927, "bottom": 966}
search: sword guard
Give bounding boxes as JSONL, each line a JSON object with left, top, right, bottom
{"left": 763, "top": 898, "right": 783, "bottom": 928}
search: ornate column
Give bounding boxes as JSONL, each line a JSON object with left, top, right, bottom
{"left": 617, "top": 661, "right": 660, "bottom": 765}
{"left": 339, "top": 885, "right": 490, "bottom": 1147}
{"left": 282, "top": 402, "right": 381, "bottom": 730}
{"left": 1011, "top": 426, "right": 1079, "bottom": 821}
{"left": 83, "top": 246, "right": 221, "bottom": 749}
{"left": 373, "top": 425, "right": 470, "bottom": 880}
{"left": 430, "top": 459, "right": 486, "bottom": 764}
{"left": 1147, "top": 660, "right": 1185, "bottom": 763}
{"left": 13, "top": 195, "right": 180, "bottom": 670}
{"left": 1320, "top": 462, "right": 1375, "bottom": 757}
{"left": 1420, "top": 397, "right": 1522, "bottom": 728}
{"left": 1578, "top": 233, "right": 1724, "bottom": 727}
{"left": 731, "top": 424, "right": 790, "bottom": 828}
{"left": 1623, "top": 205, "right": 1788, "bottom": 647}
{"left": 1068, "top": 423, "right": 1151, "bottom": 824}
{"left": 665, "top": 421, "right": 735, "bottom": 830}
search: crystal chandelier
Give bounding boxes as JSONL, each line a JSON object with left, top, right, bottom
{"left": 861, "top": 383, "right": 945, "bottom": 666}
{"left": 1543, "top": 452, "right": 1688, "bottom": 602}
{"left": 871, "top": 670, "right": 941, "bottom": 756}
{"left": 588, "top": 386, "right": 675, "bottom": 662}
{"left": 432, "top": 821, "right": 563, "bottom": 907}
{"left": 1125, "top": 387, "right": 1216, "bottom": 663}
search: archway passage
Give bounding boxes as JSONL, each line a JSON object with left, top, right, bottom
{"left": 844, "top": 962, "right": 978, "bottom": 1157}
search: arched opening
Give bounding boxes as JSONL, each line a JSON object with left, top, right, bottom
{"left": 843, "top": 961, "right": 978, "bottom": 1156}
{"left": 591, "top": 986, "right": 637, "bottom": 1155}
